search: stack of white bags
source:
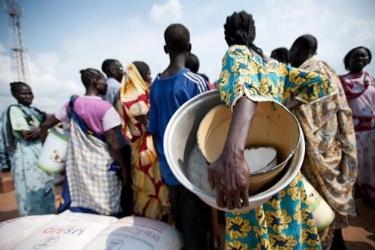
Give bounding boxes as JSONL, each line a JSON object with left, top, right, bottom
{"left": 0, "top": 211, "right": 183, "bottom": 250}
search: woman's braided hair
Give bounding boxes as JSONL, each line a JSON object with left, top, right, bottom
{"left": 224, "top": 11, "right": 263, "bottom": 58}
{"left": 79, "top": 68, "right": 104, "bottom": 87}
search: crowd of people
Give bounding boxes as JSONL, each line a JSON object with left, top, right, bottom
{"left": 0, "top": 10, "right": 374, "bottom": 250}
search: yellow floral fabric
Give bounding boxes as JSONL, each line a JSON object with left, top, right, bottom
{"left": 119, "top": 64, "right": 170, "bottom": 220}
{"left": 225, "top": 173, "right": 321, "bottom": 250}
{"left": 216, "top": 45, "right": 332, "bottom": 107}
{"left": 216, "top": 45, "right": 332, "bottom": 250}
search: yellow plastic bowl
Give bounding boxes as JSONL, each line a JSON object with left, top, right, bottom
{"left": 197, "top": 100, "right": 301, "bottom": 194}
{"left": 164, "top": 90, "right": 305, "bottom": 212}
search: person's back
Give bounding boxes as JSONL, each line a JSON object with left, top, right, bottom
{"left": 56, "top": 96, "right": 116, "bottom": 136}
{"left": 148, "top": 23, "right": 210, "bottom": 250}
{"left": 118, "top": 62, "right": 170, "bottom": 220}
{"left": 150, "top": 68, "right": 207, "bottom": 183}
{"left": 290, "top": 34, "right": 357, "bottom": 250}
{"left": 212, "top": 12, "right": 330, "bottom": 250}
{"left": 297, "top": 57, "right": 357, "bottom": 210}
{"left": 41, "top": 68, "right": 127, "bottom": 216}
{"left": 101, "top": 59, "right": 124, "bottom": 105}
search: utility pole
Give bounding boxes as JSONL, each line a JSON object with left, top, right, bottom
{"left": 3, "top": 0, "right": 28, "bottom": 82}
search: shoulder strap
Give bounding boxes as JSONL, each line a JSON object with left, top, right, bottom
{"left": 31, "top": 107, "right": 47, "bottom": 122}
{"left": 67, "top": 95, "right": 79, "bottom": 117}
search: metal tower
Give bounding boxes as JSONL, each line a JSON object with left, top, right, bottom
{"left": 3, "top": 0, "right": 28, "bottom": 82}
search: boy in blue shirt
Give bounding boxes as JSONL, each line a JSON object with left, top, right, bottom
{"left": 148, "top": 24, "right": 210, "bottom": 250}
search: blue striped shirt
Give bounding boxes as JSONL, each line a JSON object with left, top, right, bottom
{"left": 148, "top": 68, "right": 208, "bottom": 185}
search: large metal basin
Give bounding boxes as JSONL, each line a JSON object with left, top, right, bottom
{"left": 164, "top": 90, "right": 305, "bottom": 212}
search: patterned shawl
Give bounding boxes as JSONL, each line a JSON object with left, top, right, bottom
{"left": 296, "top": 57, "right": 357, "bottom": 218}
{"left": 119, "top": 64, "right": 150, "bottom": 141}
{"left": 118, "top": 64, "right": 170, "bottom": 220}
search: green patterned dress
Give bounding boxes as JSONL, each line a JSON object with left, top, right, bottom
{"left": 216, "top": 45, "right": 332, "bottom": 250}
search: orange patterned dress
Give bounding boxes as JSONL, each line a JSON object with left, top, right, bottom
{"left": 118, "top": 64, "right": 170, "bottom": 220}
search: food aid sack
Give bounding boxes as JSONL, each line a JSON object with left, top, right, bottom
{"left": 13, "top": 211, "right": 117, "bottom": 250}
{"left": 38, "top": 127, "right": 68, "bottom": 173}
{"left": 83, "top": 216, "right": 183, "bottom": 250}
{"left": 0, "top": 214, "right": 56, "bottom": 250}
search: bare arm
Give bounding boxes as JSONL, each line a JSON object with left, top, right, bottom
{"left": 104, "top": 126, "right": 129, "bottom": 185}
{"left": 208, "top": 96, "right": 256, "bottom": 209}
{"left": 40, "top": 115, "right": 61, "bottom": 143}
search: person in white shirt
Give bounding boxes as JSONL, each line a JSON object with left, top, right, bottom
{"left": 101, "top": 59, "right": 124, "bottom": 105}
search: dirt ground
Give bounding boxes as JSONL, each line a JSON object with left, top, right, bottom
{"left": 1, "top": 176, "right": 374, "bottom": 249}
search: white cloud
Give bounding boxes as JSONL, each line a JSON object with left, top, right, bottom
{"left": 0, "top": 44, "right": 83, "bottom": 113}
{"left": 0, "top": 44, "right": 12, "bottom": 86}
{"left": 190, "top": 28, "right": 226, "bottom": 81}
{"left": 150, "top": 0, "right": 183, "bottom": 24}
{"left": 1, "top": 0, "right": 375, "bottom": 114}
{"left": 0, "top": 44, "right": 13, "bottom": 113}
{"left": 253, "top": 0, "right": 375, "bottom": 75}
{"left": 181, "top": 0, "right": 375, "bottom": 79}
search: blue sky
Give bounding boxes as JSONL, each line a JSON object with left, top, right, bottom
{"left": 1, "top": 0, "right": 375, "bottom": 112}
